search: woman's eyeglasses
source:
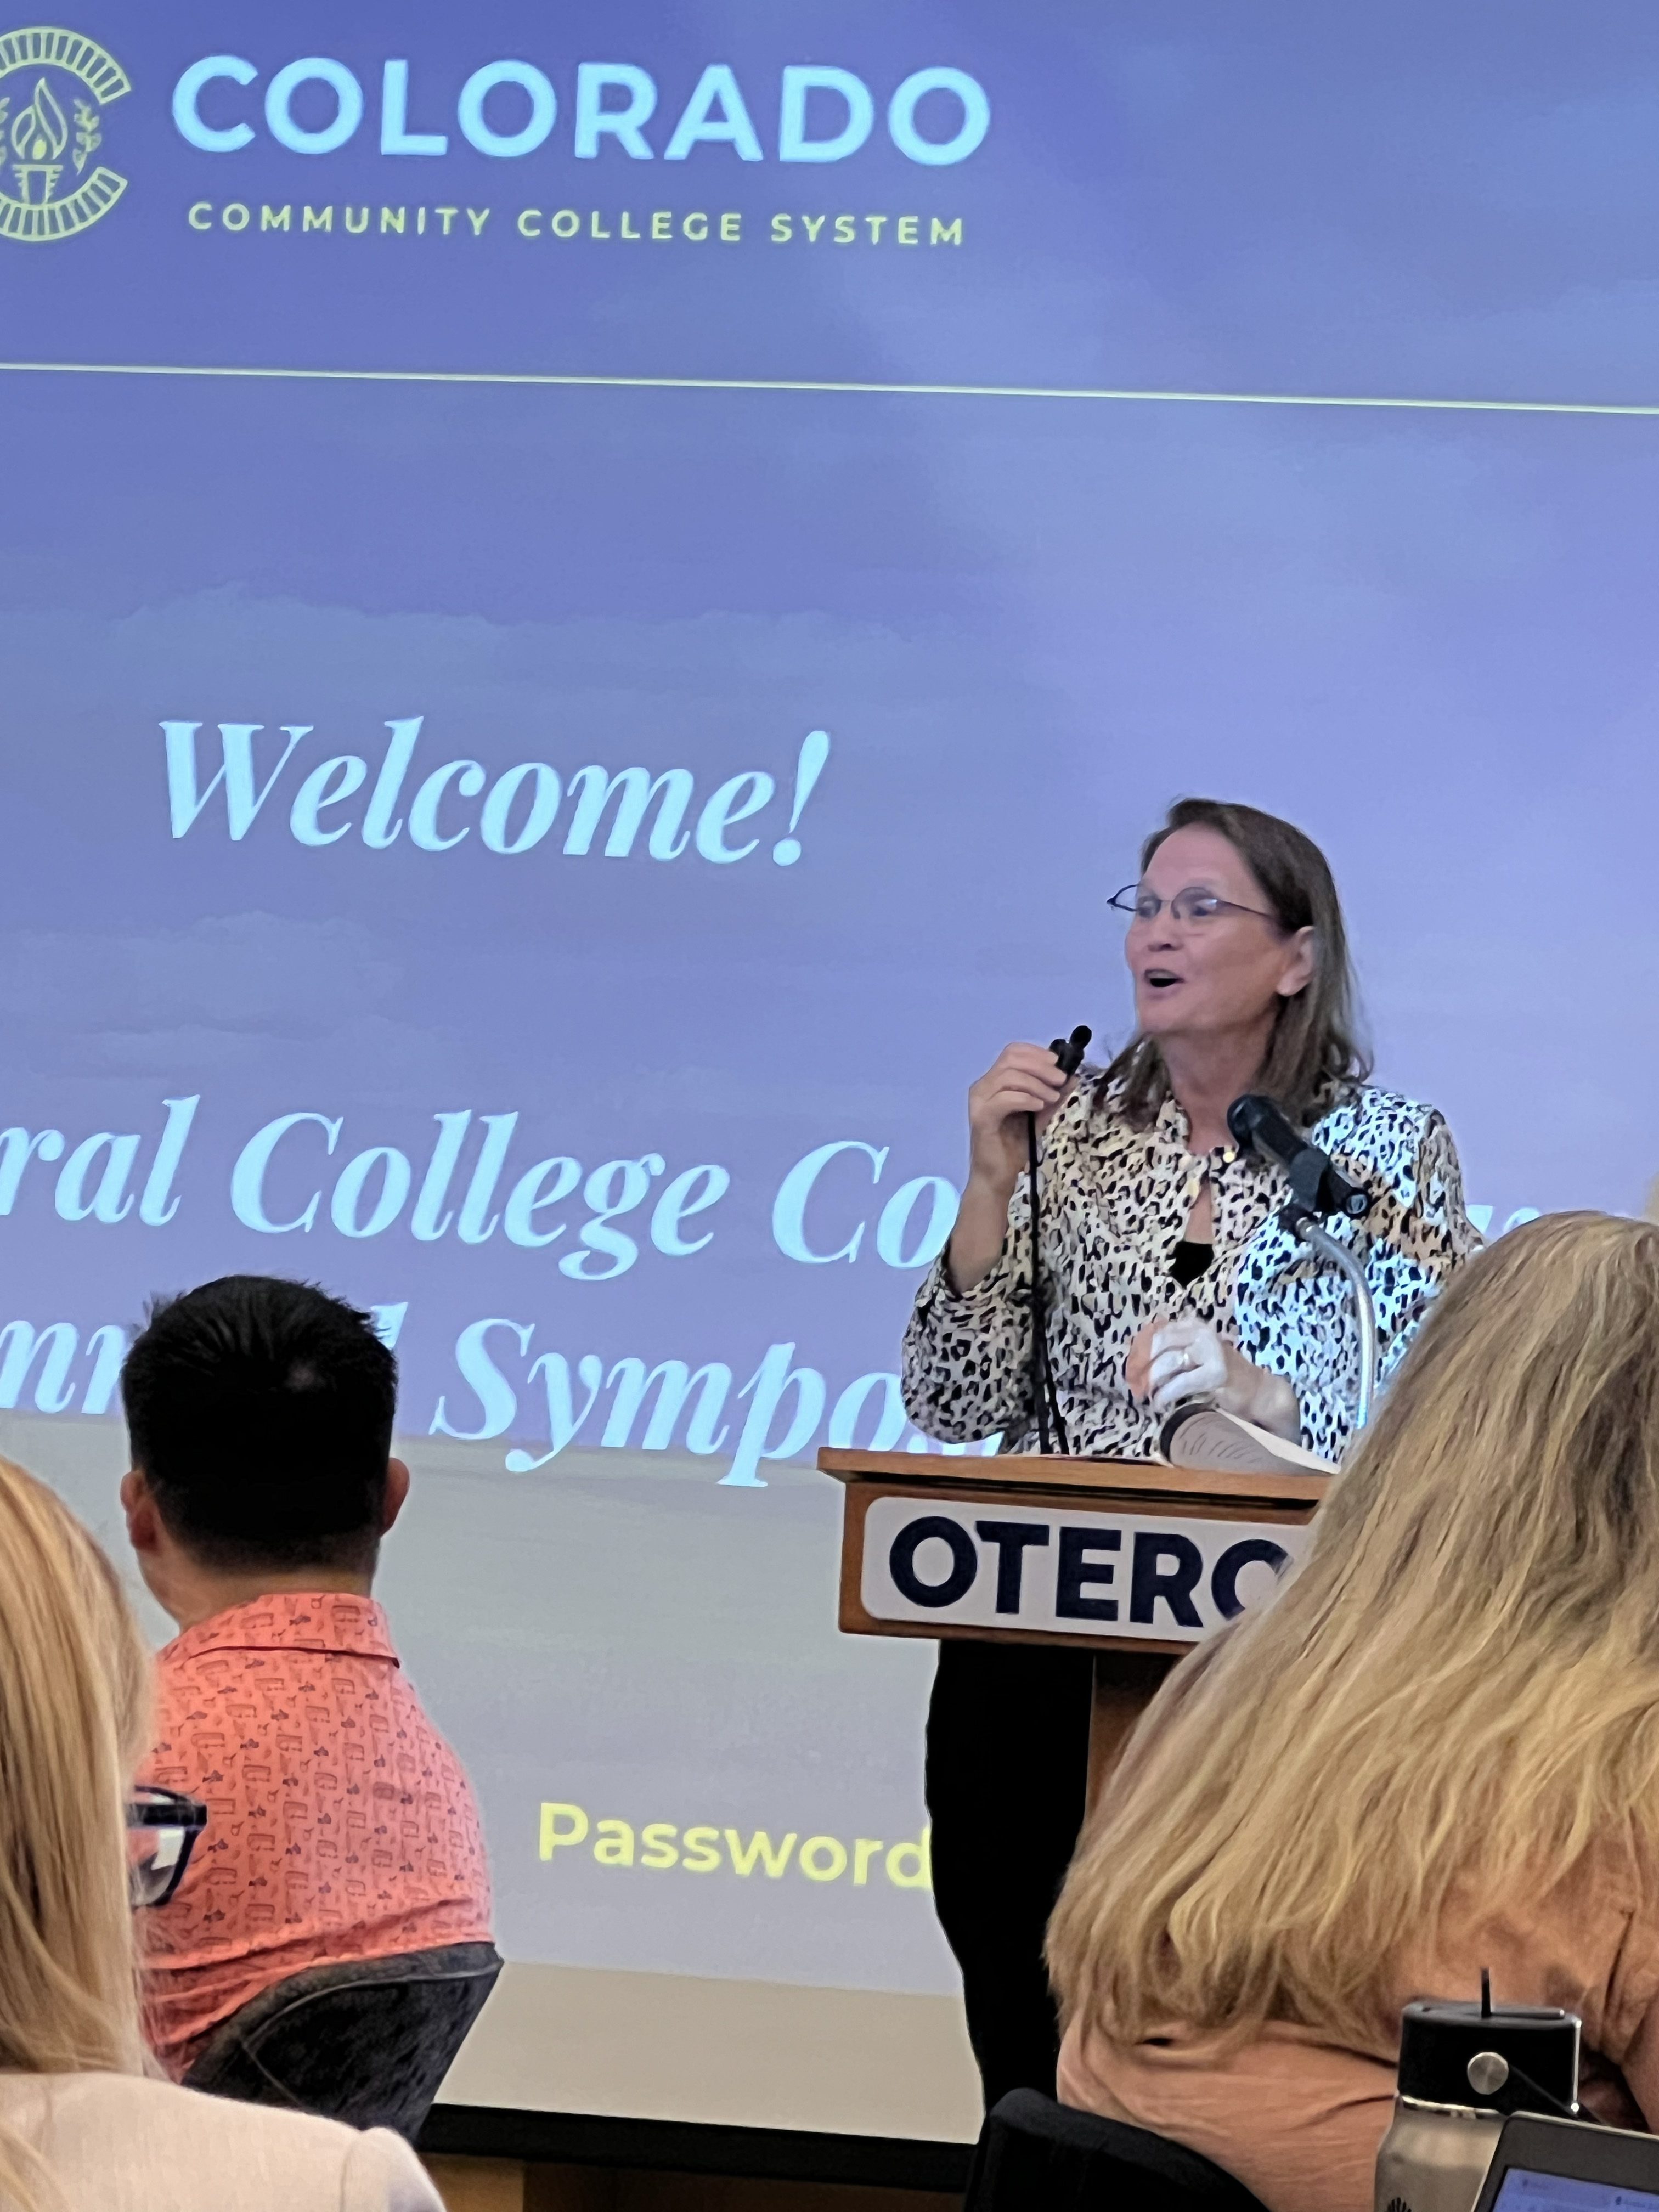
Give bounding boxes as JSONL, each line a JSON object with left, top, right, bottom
{"left": 127, "top": 1785, "right": 208, "bottom": 1909}
{"left": 1109, "top": 884, "right": 1278, "bottom": 928}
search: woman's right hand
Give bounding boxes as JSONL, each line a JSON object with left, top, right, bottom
{"left": 966, "top": 1042, "right": 1075, "bottom": 1199}
{"left": 945, "top": 1045, "right": 1076, "bottom": 1294}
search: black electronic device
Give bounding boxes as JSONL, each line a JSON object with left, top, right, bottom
{"left": 1050, "top": 1025, "right": 1091, "bottom": 1080}
{"left": 1226, "top": 1092, "right": 1372, "bottom": 1222}
{"left": 1474, "top": 2111, "right": 1659, "bottom": 2212}
{"left": 1026, "top": 1025, "right": 1091, "bottom": 1456}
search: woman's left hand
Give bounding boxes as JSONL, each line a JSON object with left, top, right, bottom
{"left": 1127, "top": 1316, "right": 1301, "bottom": 1440}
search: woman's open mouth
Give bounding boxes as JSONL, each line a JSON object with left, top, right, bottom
{"left": 1144, "top": 969, "right": 1183, "bottom": 991}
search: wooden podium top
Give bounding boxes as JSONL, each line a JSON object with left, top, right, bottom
{"left": 818, "top": 1447, "right": 1327, "bottom": 1655}
{"left": 817, "top": 1447, "right": 1328, "bottom": 1514}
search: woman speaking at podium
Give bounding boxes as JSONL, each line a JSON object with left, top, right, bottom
{"left": 900, "top": 797, "right": 1477, "bottom": 2108}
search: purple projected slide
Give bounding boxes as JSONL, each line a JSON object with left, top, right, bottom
{"left": 2, "top": 0, "right": 1657, "bottom": 2014}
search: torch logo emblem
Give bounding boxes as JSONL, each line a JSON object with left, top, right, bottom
{"left": 0, "top": 26, "right": 128, "bottom": 241}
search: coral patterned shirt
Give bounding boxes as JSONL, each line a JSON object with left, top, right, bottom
{"left": 138, "top": 1592, "right": 493, "bottom": 2080}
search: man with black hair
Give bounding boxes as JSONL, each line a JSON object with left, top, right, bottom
{"left": 121, "top": 1275, "right": 493, "bottom": 2081}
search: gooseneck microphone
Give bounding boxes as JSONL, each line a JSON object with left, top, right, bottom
{"left": 1028, "top": 1025, "right": 1092, "bottom": 1455}
{"left": 1226, "top": 1093, "right": 1372, "bottom": 1221}
{"left": 1228, "top": 1090, "right": 1380, "bottom": 1429}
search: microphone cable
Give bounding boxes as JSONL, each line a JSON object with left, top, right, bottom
{"left": 1027, "top": 1025, "right": 1091, "bottom": 1457}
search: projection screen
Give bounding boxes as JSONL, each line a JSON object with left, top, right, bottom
{"left": 3, "top": 0, "right": 1655, "bottom": 2143}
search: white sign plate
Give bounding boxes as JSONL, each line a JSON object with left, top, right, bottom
{"left": 860, "top": 1494, "right": 1308, "bottom": 1643}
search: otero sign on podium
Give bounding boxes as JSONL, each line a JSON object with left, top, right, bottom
{"left": 821, "top": 1448, "right": 1325, "bottom": 1668}
{"left": 858, "top": 1491, "right": 1307, "bottom": 1644}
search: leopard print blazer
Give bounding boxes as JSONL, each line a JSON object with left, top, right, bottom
{"left": 900, "top": 1073, "right": 1479, "bottom": 1463}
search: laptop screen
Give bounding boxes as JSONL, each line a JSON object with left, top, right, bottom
{"left": 1494, "top": 2174, "right": 1659, "bottom": 2212}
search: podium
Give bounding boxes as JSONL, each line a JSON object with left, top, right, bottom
{"left": 819, "top": 1448, "right": 1326, "bottom": 1802}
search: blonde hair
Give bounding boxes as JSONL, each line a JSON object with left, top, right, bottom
{"left": 0, "top": 1457, "right": 149, "bottom": 2207}
{"left": 1049, "top": 1211, "right": 1659, "bottom": 2055}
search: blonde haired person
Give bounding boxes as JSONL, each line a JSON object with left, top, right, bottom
{"left": 1049, "top": 1211, "right": 1659, "bottom": 2212}
{"left": 0, "top": 1452, "right": 440, "bottom": 2212}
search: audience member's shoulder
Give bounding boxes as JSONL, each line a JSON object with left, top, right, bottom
{"left": 0, "top": 2070, "right": 442, "bottom": 2212}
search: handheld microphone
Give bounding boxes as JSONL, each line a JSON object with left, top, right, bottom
{"left": 1049, "top": 1025, "right": 1092, "bottom": 1077}
{"left": 1027, "top": 1025, "right": 1092, "bottom": 1457}
{"left": 1227, "top": 1093, "right": 1372, "bottom": 1221}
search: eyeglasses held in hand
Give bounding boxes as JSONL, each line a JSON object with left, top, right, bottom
{"left": 1109, "top": 883, "right": 1279, "bottom": 927}
{"left": 127, "top": 1785, "right": 208, "bottom": 1909}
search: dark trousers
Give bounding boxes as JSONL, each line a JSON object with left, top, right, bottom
{"left": 924, "top": 1640, "right": 1096, "bottom": 2111}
